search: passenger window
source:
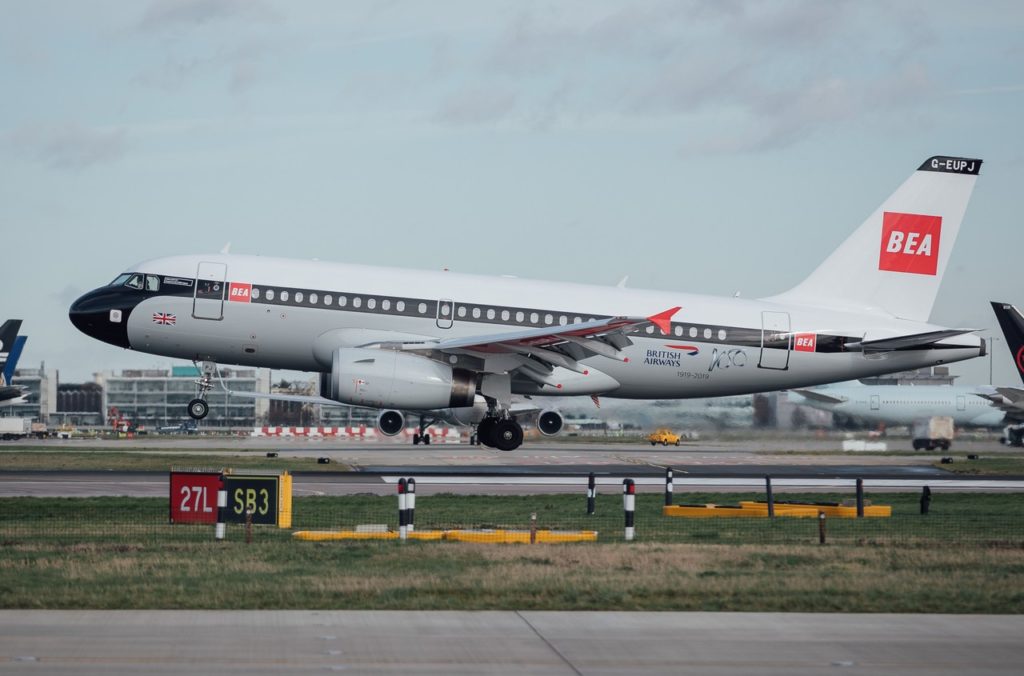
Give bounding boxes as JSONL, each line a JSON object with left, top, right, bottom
{"left": 124, "top": 274, "right": 144, "bottom": 290}
{"left": 145, "top": 275, "right": 160, "bottom": 292}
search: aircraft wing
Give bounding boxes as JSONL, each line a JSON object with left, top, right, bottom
{"left": 854, "top": 329, "right": 978, "bottom": 352}
{"left": 790, "top": 389, "right": 846, "bottom": 405}
{"left": 397, "top": 307, "right": 681, "bottom": 374}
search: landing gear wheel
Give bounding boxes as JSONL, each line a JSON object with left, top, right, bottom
{"left": 413, "top": 434, "right": 421, "bottom": 445}
{"left": 187, "top": 399, "right": 209, "bottom": 420}
{"left": 493, "top": 419, "right": 524, "bottom": 452}
{"left": 469, "top": 434, "right": 478, "bottom": 445}
{"left": 477, "top": 419, "right": 497, "bottom": 448}
{"left": 423, "top": 434, "right": 431, "bottom": 445}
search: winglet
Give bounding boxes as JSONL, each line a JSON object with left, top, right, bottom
{"left": 648, "top": 307, "right": 681, "bottom": 335}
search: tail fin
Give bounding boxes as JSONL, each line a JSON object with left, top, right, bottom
{"left": 768, "top": 156, "right": 982, "bottom": 321}
{"left": 991, "top": 302, "right": 1024, "bottom": 386}
{"left": 0, "top": 320, "right": 23, "bottom": 387}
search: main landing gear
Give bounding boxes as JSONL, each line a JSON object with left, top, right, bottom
{"left": 412, "top": 415, "right": 436, "bottom": 445}
{"left": 187, "top": 361, "right": 216, "bottom": 421}
{"left": 475, "top": 414, "right": 524, "bottom": 452}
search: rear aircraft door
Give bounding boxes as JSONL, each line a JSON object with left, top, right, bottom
{"left": 956, "top": 394, "right": 966, "bottom": 411}
{"left": 193, "top": 262, "right": 227, "bottom": 320}
{"left": 870, "top": 394, "right": 880, "bottom": 410}
{"left": 436, "top": 298, "right": 454, "bottom": 329}
{"left": 758, "top": 311, "right": 791, "bottom": 370}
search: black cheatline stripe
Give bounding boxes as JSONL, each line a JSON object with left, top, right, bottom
{"left": 159, "top": 274, "right": 856, "bottom": 352}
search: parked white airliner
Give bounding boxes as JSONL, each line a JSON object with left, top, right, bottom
{"left": 787, "top": 382, "right": 1006, "bottom": 428}
{"left": 70, "top": 156, "right": 985, "bottom": 451}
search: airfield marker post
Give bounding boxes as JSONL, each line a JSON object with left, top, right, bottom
{"left": 215, "top": 474, "right": 227, "bottom": 541}
{"left": 586, "top": 473, "right": 596, "bottom": 515}
{"left": 530, "top": 512, "right": 537, "bottom": 545}
{"left": 664, "top": 467, "right": 674, "bottom": 506}
{"left": 920, "top": 486, "right": 931, "bottom": 515}
{"left": 397, "top": 478, "right": 408, "bottom": 541}
{"left": 623, "top": 479, "right": 636, "bottom": 542}
{"left": 765, "top": 476, "right": 775, "bottom": 519}
{"left": 407, "top": 478, "right": 416, "bottom": 533}
{"left": 855, "top": 478, "right": 865, "bottom": 518}
{"left": 818, "top": 512, "right": 827, "bottom": 545}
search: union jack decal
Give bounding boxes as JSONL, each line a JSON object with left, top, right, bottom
{"left": 153, "top": 313, "right": 176, "bottom": 326}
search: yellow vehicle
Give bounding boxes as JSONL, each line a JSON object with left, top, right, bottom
{"left": 647, "top": 428, "right": 681, "bottom": 446}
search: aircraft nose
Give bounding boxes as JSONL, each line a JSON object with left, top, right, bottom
{"left": 69, "top": 287, "right": 138, "bottom": 349}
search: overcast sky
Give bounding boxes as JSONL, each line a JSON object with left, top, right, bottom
{"left": 2, "top": 0, "right": 1023, "bottom": 386}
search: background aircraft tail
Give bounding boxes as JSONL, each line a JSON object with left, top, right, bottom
{"left": 991, "top": 302, "right": 1024, "bottom": 386}
{"left": 0, "top": 320, "right": 24, "bottom": 387}
{"left": 768, "top": 156, "right": 981, "bottom": 322}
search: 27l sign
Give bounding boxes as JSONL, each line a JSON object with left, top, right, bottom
{"left": 169, "top": 471, "right": 222, "bottom": 524}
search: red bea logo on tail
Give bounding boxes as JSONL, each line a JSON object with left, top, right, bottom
{"left": 878, "top": 212, "right": 942, "bottom": 276}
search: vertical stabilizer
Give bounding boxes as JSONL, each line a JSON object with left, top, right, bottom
{"left": 0, "top": 320, "right": 24, "bottom": 387}
{"left": 991, "top": 302, "right": 1024, "bottom": 386}
{"left": 768, "top": 156, "right": 981, "bottom": 321}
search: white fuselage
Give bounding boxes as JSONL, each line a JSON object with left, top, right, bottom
{"left": 788, "top": 385, "right": 1006, "bottom": 427}
{"left": 112, "top": 253, "right": 982, "bottom": 400}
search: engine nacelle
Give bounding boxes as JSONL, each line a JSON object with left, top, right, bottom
{"left": 537, "top": 409, "right": 564, "bottom": 436}
{"left": 376, "top": 410, "right": 405, "bottom": 436}
{"left": 323, "top": 348, "right": 476, "bottom": 409}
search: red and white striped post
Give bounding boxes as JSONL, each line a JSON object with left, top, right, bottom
{"left": 215, "top": 474, "right": 227, "bottom": 541}
{"left": 406, "top": 478, "right": 416, "bottom": 533}
{"left": 397, "top": 478, "right": 408, "bottom": 541}
{"left": 623, "top": 479, "right": 636, "bottom": 542}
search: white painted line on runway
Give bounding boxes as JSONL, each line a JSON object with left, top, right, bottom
{"left": 379, "top": 475, "right": 1024, "bottom": 490}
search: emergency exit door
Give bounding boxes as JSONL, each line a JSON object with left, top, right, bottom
{"left": 193, "top": 262, "right": 227, "bottom": 320}
{"left": 758, "top": 311, "right": 791, "bottom": 370}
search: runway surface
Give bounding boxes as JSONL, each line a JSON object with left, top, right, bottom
{"left": 2, "top": 437, "right": 1022, "bottom": 496}
{"left": 4, "top": 611, "right": 1022, "bottom": 675}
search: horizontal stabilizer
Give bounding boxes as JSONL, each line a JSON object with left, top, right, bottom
{"left": 854, "top": 329, "right": 977, "bottom": 352}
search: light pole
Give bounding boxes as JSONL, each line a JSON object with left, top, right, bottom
{"left": 989, "top": 337, "right": 1000, "bottom": 385}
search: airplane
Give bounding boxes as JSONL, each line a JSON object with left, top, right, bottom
{"left": 69, "top": 155, "right": 986, "bottom": 451}
{"left": 786, "top": 381, "right": 1006, "bottom": 429}
{"left": 986, "top": 301, "right": 1024, "bottom": 445}
{"left": 0, "top": 319, "right": 28, "bottom": 406}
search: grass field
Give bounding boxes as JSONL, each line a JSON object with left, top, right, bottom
{"left": 0, "top": 450, "right": 347, "bottom": 472}
{"left": 2, "top": 493, "right": 1023, "bottom": 611}
{"left": 933, "top": 457, "right": 1024, "bottom": 475}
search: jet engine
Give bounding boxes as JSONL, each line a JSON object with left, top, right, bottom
{"left": 376, "top": 409, "right": 405, "bottom": 436}
{"left": 321, "top": 348, "right": 476, "bottom": 409}
{"left": 537, "top": 409, "right": 564, "bottom": 436}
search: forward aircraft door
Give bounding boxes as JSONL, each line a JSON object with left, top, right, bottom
{"left": 758, "top": 311, "right": 791, "bottom": 370}
{"left": 436, "top": 298, "right": 454, "bottom": 329}
{"left": 193, "top": 262, "right": 227, "bottom": 320}
{"left": 870, "top": 395, "right": 880, "bottom": 410}
{"left": 957, "top": 395, "right": 966, "bottom": 411}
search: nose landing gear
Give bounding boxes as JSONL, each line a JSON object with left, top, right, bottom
{"left": 187, "top": 360, "right": 217, "bottom": 420}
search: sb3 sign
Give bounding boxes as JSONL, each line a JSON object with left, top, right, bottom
{"left": 223, "top": 476, "right": 280, "bottom": 525}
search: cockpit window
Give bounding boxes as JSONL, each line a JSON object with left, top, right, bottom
{"left": 124, "top": 274, "right": 144, "bottom": 290}
{"left": 145, "top": 275, "right": 160, "bottom": 292}
{"left": 109, "top": 273, "right": 131, "bottom": 287}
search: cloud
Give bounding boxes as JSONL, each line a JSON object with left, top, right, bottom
{"left": 5, "top": 123, "right": 129, "bottom": 170}
{"left": 433, "top": 88, "right": 518, "bottom": 126}
{"left": 137, "top": 0, "right": 281, "bottom": 32}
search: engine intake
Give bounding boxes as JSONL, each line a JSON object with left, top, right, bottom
{"left": 538, "top": 409, "right": 564, "bottom": 436}
{"left": 376, "top": 410, "right": 405, "bottom": 436}
{"left": 322, "top": 348, "right": 476, "bottom": 409}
